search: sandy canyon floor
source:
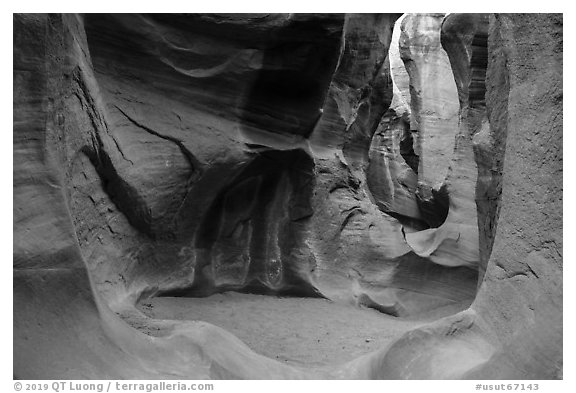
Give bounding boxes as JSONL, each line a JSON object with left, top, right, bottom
{"left": 126, "top": 292, "right": 470, "bottom": 366}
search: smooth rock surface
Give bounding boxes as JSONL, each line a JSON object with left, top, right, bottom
{"left": 366, "top": 13, "right": 563, "bottom": 380}
{"left": 13, "top": 13, "right": 562, "bottom": 380}
{"left": 399, "top": 13, "right": 460, "bottom": 191}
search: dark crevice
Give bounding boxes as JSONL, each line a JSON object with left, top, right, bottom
{"left": 387, "top": 210, "right": 431, "bottom": 231}
{"left": 337, "top": 208, "right": 364, "bottom": 235}
{"left": 165, "top": 149, "right": 318, "bottom": 299}
{"left": 474, "top": 14, "right": 506, "bottom": 285}
{"left": 113, "top": 105, "right": 202, "bottom": 179}
{"left": 79, "top": 143, "right": 155, "bottom": 238}
{"left": 416, "top": 183, "right": 450, "bottom": 228}
{"left": 71, "top": 70, "right": 159, "bottom": 239}
{"left": 399, "top": 126, "right": 420, "bottom": 173}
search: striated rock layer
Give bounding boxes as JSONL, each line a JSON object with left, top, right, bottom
{"left": 400, "top": 13, "right": 460, "bottom": 192}
{"left": 368, "top": 13, "right": 482, "bottom": 272}
{"left": 13, "top": 13, "right": 562, "bottom": 379}
{"left": 366, "top": 13, "right": 562, "bottom": 379}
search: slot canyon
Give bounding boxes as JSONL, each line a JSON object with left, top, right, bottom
{"left": 13, "top": 13, "right": 562, "bottom": 379}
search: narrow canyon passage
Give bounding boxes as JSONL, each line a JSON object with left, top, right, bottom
{"left": 13, "top": 12, "right": 562, "bottom": 380}
{"left": 121, "top": 14, "right": 480, "bottom": 350}
{"left": 96, "top": 12, "right": 480, "bottom": 365}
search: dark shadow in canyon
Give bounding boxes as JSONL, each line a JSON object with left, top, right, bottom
{"left": 237, "top": 14, "right": 344, "bottom": 139}
{"left": 161, "top": 149, "right": 322, "bottom": 299}
{"left": 83, "top": 13, "right": 479, "bottom": 321}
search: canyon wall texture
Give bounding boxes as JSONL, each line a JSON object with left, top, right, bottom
{"left": 13, "top": 13, "right": 562, "bottom": 379}
{"left": 364, "top": 13, "right": 562, "bottom": 379}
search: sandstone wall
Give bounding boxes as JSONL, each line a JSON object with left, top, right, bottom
{"left": 13, "top": 13, "right": 562, "bottom": 379}
{"left": 364, "top": 13, "right": 562, "bottom": 379}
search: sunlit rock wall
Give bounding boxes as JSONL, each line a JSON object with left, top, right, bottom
{"left": 366, "top": 13, "right": 562, "bottom": 380}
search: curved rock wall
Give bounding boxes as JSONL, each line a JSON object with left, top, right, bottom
{"left": 304, "top": 13, "right": 478, "bottom": 315}
{"left": 399, "top": 13, "right": 460, "bottom": 192}
{"left": 402, "top": 13, "right": 488, "bottom": 270}
{"left": 367, "top": 13, "right": 421, "bottom": 224}
{"left": 14, "top": 13, "right": 209, "bottom": 379}
{"left": 77, "top": 12, "right": 477, "bottom": 316}
{"left": 13, "top": 13, "right": 562, "bottom": 379}
{"left": 74, "top": 13, "right": 346, "bottom": 304}
{"left": 366, "top": 13, "right": 562, "bottom": 380}
{"left": 369, "top": 13, "right": 482, "bottom": 270}
{"left": 467, "top": 13, "right": 563, "bottom": 379}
